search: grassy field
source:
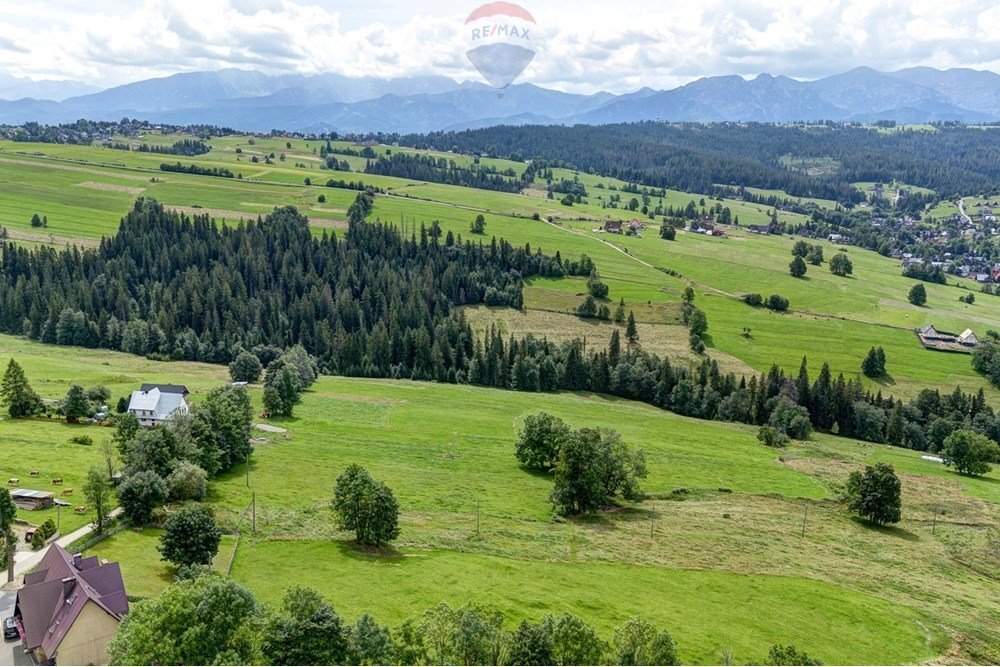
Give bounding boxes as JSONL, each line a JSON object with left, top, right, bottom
{"left": 1, "top": 336, "right": 996, "bottom": 663}
{"left": 81, "top": 527, "right": 236, "bottom": 597}
{"left": 1, "top": 137, "right": 997, "bottom": 408}
{"left": 0, "top": 336, "right": 230, "bottom": 532}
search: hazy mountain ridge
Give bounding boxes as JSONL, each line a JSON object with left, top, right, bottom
{"left": 0, "top": 66, "right": 996, "bottom": 132}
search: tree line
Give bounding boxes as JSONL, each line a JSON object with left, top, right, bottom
{"left": 0, "top": 194, "right": 584, "bottom": 374}
{"left": 388, "top": 122, "right": 1000, "bottom": 202}
{"left": 1, "top": 195, "right": 996, "bottom": 456}
{"left": 159, "top": 161, "right": 234, "bottom": 177}
{"left": 106, "top": 138, "right": 210, "bottom": 156}
{"left": 107, "top": 572, "right": 821, "bottom": 666}
{"left": 364, "top": 153, "right": 532, "bottom": 193}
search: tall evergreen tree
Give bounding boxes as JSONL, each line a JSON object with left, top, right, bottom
{"left": 0, "top": 358, "right": 41, "bottom": 418}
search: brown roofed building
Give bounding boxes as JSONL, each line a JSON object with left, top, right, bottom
{"left": 13, "top": 544, "right": 128, "bottom": 665}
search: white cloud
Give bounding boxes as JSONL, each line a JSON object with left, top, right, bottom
{"left": 0, "top": 0, "right": 996, "bottom": 93}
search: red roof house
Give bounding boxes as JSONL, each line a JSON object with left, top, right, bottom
{"left": 14, "top": 544, "right": 128, "bottom": 665}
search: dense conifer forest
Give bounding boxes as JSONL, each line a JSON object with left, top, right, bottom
{"left": 363, "top": 152, "right": 532, "bottom": 193}
{"left": 0, "top": 193, "right": 995, "bottom": 453}
{"left": 391, "top": 122, "right": 1000, "bottom": 200}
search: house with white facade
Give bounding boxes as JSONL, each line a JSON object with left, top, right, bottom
{"left": 127, "top": 383, "right": 189, "bottom": 427}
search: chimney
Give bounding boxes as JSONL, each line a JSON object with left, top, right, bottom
{"left": 61, "top": 577, "right": 76, "bottom": 598}
{"left": 72, "top": 553, "right": 83, "bottom": 570}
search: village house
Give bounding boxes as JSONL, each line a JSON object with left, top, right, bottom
{"left": 603, "top": 220, "right": 623, "bottom": 234}
{"left": 13, "top": 544, "right": 128, "bottom": 665}
{"left": 127, "top": 383, "right": 189, "bottom": 427}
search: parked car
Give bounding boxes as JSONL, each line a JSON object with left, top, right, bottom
{"left": 3, "top": 616, "right": 18, "bottom": 640}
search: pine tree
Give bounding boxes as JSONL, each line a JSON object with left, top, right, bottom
{"left": 608, "top": 329, "right": 622, "bottom": 367}
{"left": 625, "top": 311, "right": 638, "bottom": 344}
{"left": 885, "top": 403, "right": 905, "bottom": 445}
{"left": 861, "top": 348, "right": 883, "bottom": 378}
{"left": 1, "top": 359, "right": 41, "bottom": 418}
{"left": 789, "top": 256, "right": 807, "bottom": 278}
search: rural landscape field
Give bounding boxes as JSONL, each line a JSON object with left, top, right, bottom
{"left": 1, "top": 2, "right": 1000, "bottom": 666}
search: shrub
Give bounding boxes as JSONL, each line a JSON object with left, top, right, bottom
{"left": 757, "top": 425, "right": 790, "bottom": 448}
{"left": 70, "top": 435, "right": 93, "bottom": 446}
{"left": 766, "top": 294, "right": 789, "bottom": 311}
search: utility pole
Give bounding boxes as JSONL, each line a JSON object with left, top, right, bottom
{"left": 245, "top": 452, "right": 250, "bottom": 488}
{"left": 252, "top": 492, "right": 256, "bottom": 534}
{"left": 649, "top": 515, "right": 654, "bottom": 539}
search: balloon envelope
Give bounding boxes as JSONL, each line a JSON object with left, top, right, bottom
{"left": 464, "top": 2, "right": 537, "bottom": 89}
{"left": 466, "top": 43, "right": 535, "bottom": 89}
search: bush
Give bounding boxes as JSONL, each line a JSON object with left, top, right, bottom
{"left": 167, "top": 461, "right": 208, "bottom": 501}
{"left": 70, "top": 434, "right": 93, "bottom": 446}
{"left": 765, "top": 644, "right": 823, "bottom": 665}
{"left": 757, "top": 425, "right": 790, "bottom": 448}
{"left": 766, "top": 294, "right": 789, "bottom": 311}
{"left": 30, "top": 529, "right": 45, "bottom": 550}
{"left": 40, "top": 518, "right": 57, "bottom": 539}
{"left": 742, "top": 293, "right": 763, "bottom": 306}
{"left": 117, "top": 470, "right": 168, "bottom": 525}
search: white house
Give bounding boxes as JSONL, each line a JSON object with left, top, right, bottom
{"left": 127, "top": 384, "right": 189, "bottom": 427}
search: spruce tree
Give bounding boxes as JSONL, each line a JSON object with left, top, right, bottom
{"left": 1, "top": 359, "right": 41, "bottom": 418}
{"left": 625, "top": 311, "right": 638, "bottom": 344}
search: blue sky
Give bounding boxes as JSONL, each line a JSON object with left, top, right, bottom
{"left": 1, "top": 0, "right": 998, "bottom": 93}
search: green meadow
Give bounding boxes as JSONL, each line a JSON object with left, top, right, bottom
{"left": 0, "top": 335, "right": 995, "bottom": 663}
{"left": 1, "top": 137, "right": 997, "bottom": 407}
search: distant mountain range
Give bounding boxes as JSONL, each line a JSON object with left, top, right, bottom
{"left": 0, "top": 66, "right": 997, "bottom": 133}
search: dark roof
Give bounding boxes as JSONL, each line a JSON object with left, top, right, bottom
{"left": 139, "top": 383, "right": 189, "bottom": 395}
{"left": 15, "top": 544, "right": 128, "bottom": 655}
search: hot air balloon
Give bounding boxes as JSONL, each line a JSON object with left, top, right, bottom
{"left": 464, "top": 2, "right": 537, "bottom": 93}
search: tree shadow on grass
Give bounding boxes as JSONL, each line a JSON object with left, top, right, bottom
{"left": 870, "top": 373, "right": 897, "bottom": 388}
{"left": 849, "top": 516, "right": 920, "bottom": 541}
{"left": 333, "top": 539, "right": 406, "bottom": 562}
{"left": 946, "top": 470, "right": 999, "bottom": 485}
{"left": 517, "top": 465, "right": 555, "bottom": 481}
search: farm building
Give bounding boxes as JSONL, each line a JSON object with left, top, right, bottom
{"left": 917, "top": 324, "right": 979, "bottom": 352}
{"left": 10, "top": 489, "right": 55, "bottom": 510}
{"left": 13, "top": 544, "right": 128, "bottom": 666}
{"left": 603, "top": 220, "right": 622, "bottom": 234}
{"left": 958, "top": 329, "right": 979, "bottom": 346}
{"left": 127, "top": 384, "right": 189, "bottom": 427}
